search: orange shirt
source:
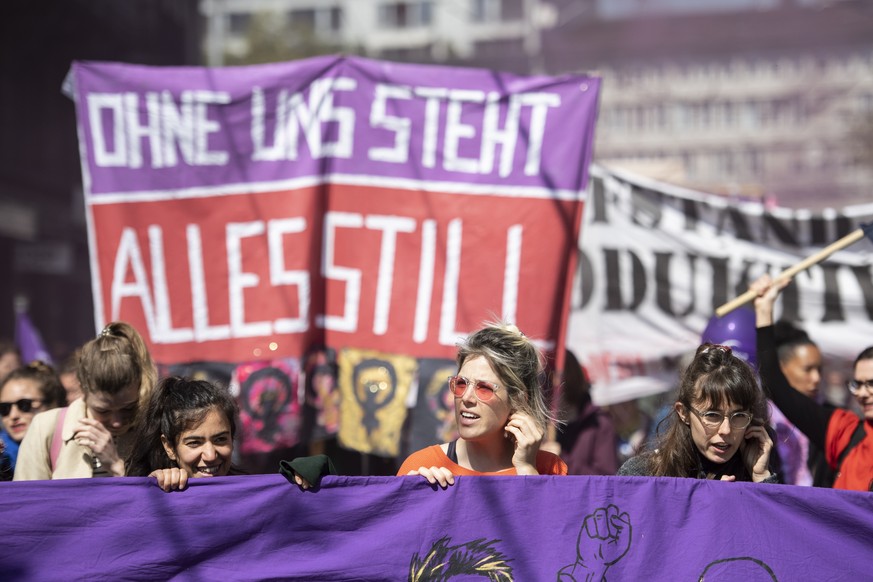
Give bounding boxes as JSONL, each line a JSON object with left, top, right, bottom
{"left": 397, "top": 444, "right": 568, "bottom": 476}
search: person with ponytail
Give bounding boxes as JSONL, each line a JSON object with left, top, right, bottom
{"left": 14, "top": 322, "right": 156, "bottom": 480}
{"left": 397, "top": 321, "right": 567, "bottom": 488}
{"left": 618, "top": 343, "right": 777, "bottom": 483}
{"left": 126, "top": 376, "right": 243, "bottom": 492}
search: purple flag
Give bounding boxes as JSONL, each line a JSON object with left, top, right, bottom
{"left": 15, "top": 310, "right": 52, "bottom": 365}
{"left": 0, "top": 475, "right": 870, "bottom": 580}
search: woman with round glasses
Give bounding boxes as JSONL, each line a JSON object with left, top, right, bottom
{"left": 752, "top": 274, "right": 873, "bottom": 491}
{"left": 0, "top": 362, "right": 66, "bottom": 479}
{"left": 618, "top": 343, "right": 776, "bottom": 482}
{"left": 397, "top": 322, "right": 567, "bottom": 487}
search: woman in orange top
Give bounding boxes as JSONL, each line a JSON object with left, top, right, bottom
{"left": 397, "top": 322, "right": 567, "bottom": 487}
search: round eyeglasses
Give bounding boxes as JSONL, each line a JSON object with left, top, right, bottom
{"left": 847, "top": 379, "right": 873, "bottom": 395}
{"left": 448, "top": 375, "right": 500, "bottom": 402}
{"left": 689, "top": 406, "right": 753, "bottom": 430}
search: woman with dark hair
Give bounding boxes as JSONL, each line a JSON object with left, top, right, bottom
{"left": 768, "top": 320, "right": 834, "bottom": 487}
{"left": 618, "top": 343, "right": 776, "bottom": 483}
{"left": 15, "top": 322, "right": 157, "bottom": 480}
{"left": 398, "top": 321, "right": 567, "bottom": 488}
{"left": 0, "top": 362, "right": 66, "bottom": 478}
{"left": 752, "top": 274, "right": 873, "bottom": 491}
{"left": 127, "top": 376, "right": 242, "bottom": 492}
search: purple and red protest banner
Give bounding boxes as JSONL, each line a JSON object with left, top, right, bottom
{"left": 69, "top": 56, "right": 600, "bottom": 366}
{"left": 1, "top": 475, "right": 870, "bottom": 579}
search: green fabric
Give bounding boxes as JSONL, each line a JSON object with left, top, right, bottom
{"left": 279, "top": 455, "right": 336, "bottom": 488}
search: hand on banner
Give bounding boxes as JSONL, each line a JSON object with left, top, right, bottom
{"left": 750, "top": 274, "right": 792, "bottom": 328}
{"left": 292, "top": 473, "right": 312, "bottom": 490}
{"left": 407, "top": 466, "right": 455, "bottom": 489}
{"left": 150, "top": 467, "right": 189, "bottom": 492}
{"left": 505, "top": 411, "right": 543, "bottom": 475}
{"left": 73, "top": 418, "right": 124, "bottom": 476}
{"left": 742, "top": 425, "right": 774, "bottom": 483}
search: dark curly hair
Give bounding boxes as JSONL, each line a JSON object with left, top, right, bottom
{"left": 125, "top": 376, "right": 238, "bottom": 476}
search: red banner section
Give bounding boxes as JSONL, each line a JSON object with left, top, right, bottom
{"left": 93, "top": 184, "right": 580, "bottom": 363}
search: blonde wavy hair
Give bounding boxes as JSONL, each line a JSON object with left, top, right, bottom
{"left": 456, "top": 321, "right": 556, "bottom": 431}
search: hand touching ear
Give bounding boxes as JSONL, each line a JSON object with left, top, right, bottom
{"left": 505, "top": 411, "right": 543, "bottom": 475}
{"left": 741, "top": 425, "right": 773, "bottom": 482}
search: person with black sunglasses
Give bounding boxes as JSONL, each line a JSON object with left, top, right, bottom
{"left": 397, "top": 322, "right": 567, "bottom": 488}
{"left": 752, "top": 274, "right": 873, "bottom": 491}
{"left": 0, "top": 361, "right": 66, "bottom": 479}
{"left": 618, "top": 343, "right": 777, "bottom": 483}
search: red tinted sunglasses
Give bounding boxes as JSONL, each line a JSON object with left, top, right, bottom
{"left": 448, "top": 375, "right": 500, "bottom": 402}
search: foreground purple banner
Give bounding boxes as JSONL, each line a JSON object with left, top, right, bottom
{"left": 1, "top": 475, "right": 870, "bottom": 580}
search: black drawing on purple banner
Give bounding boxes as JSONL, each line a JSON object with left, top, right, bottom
{"left": 352, "top": 358, "right": 397, "bottom": 437}
{"left": 240, "top": 367, "right": 292, "bottom": 442}
{"left": 409, "top": 535, "right": 513, "bottom": 581}
{"left": 558, "top": 504, "right": 632, "bottom": 581}
{"left": 698, "top": 557, "right": 778, "bottom": 581}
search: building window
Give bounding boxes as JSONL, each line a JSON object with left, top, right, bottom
{"left": 378, "top": 1, "right": 433, "bottom": 28}
{"left": 472, "top": 0, "right": 523, "bottom": 22}
{"left": 473, "top": 37, "right": 525, "bottom": 60}
{"left": 723, "top": 102, "right": 735, "bottom": 127}
{"left": 228, "top": 13, "right": 251, "bottom": 35}
{"left": 291, "top": 9, "right": 316, "bottom": 29}
{"left": 291, "top": 7, "right": 343, "bottom": 32}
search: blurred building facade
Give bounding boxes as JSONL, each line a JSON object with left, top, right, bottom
{"left": 201, "top": 0, "right": 542, "bottom": 66}
{"left": 0, "top": 0, "right": 202, "bottom": 352}
{"left": 200, "top": 0, "right": 873, "bottom": 210}
{"left": 546, "top": 0, "right": 873, "bottom": 209}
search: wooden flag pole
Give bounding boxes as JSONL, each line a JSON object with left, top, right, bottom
{"left": 715, "top": 227, "right": 868, "bottom": 318}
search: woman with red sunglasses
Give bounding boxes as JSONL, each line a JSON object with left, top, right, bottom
{"left": 397, "top": 322, "right": 567, "bottom": 488}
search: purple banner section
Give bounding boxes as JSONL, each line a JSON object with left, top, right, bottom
{"left": 1, "top": 475, "right": 871, "bottom": 580}
{"left": 70, "top": 56, "right": 600, "bottom": 196}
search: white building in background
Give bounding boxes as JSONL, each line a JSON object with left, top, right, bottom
{"left": 546, "top": 1, "right": 873, "bottom": 209}
{"left": 199, "top": 0, "right": 873, "bottom": 210}
{"left": 200, "top": 0, "right": 542, "bottom": 66}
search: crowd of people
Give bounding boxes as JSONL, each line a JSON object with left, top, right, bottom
{"left": 1, "top": 281, "right": 871, "bottom": 492}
